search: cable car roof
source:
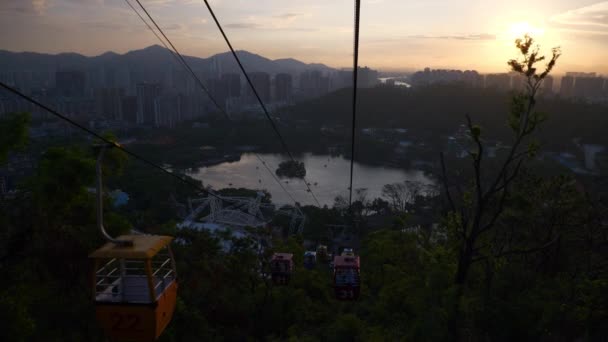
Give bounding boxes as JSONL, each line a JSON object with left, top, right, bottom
{"left": 272, "top": 253, "right": 293, "bottom": 261}
{"left": 334, "top": 255, "right": 360, "bottom": 268}
{"left": 89, "top": 235, "right": 174, "bottom": 259}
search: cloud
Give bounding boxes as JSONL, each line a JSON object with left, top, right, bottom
{"left": 366, "top": 33, "right": 496, "bottom": 47}
{"left": 279, "top": 27, "right": 317, "bottom": 32}
{"left": 225, "top": 11, "right": 310, "bottom": 32}
{"left": 225, "top": 22, "right": 262, "bottom": 29}
{"left": 163, "top": 23, "right": 184, "bottom": 31}
{"left": 273, "top": 12, "right": 301, "bottom": 19}
{"left": 141, "top": 0, "right": 200, "bottom": 6}
{"left": 410, "top": 33, "right": 496, "bottom": 40}
{"left": 144, "top": 0, "right": 178, "bottom": 5}
{"left": 551, "top": 2, "right": 608, "bottom": 28}
{"left": 224, "top": 21, "right": 315, "bottom": 32}
{"left": 0, "top": 0, "right": 48, "bottom": 15}
{"left": 86, "top": 21, "right": 126, "bottom": 30}
{"left": 32, "top": 0, "right": 47, "bottom": 13}
{"left": 60, "top": 0, "right": 104, "bottom": 5}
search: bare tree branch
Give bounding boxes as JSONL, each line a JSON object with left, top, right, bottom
{"left": 472, "top": 235, "right": 560, "bottom": 263}
{"left": 440, "top": 152, "right": 456, "bottom": 213}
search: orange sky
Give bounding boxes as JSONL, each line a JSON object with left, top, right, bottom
{"left": 1, "top": 0, "right": 607, "bottom": 74}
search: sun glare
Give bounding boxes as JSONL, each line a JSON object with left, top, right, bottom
{"left": 507, "top": 22, "right": 544, "bottom": 40}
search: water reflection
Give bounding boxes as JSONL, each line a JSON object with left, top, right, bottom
{"left": 187, "top": 153, "right": 434, "bottom": 206}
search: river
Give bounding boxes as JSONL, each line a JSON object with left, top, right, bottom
{"left": 186, "top": 153, "right": 435, "bottom": 206}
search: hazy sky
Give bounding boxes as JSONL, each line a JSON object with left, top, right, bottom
{"left": 1, "top": 0, "right": 607, "bottom": 73}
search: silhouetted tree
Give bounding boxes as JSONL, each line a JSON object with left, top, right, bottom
{"left": 440, "top": 35, "right": 561, "bottom": 339}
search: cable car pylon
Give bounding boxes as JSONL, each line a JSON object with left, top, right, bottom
{"left": 89, "top": 143, "right": 178, "bottom": 342}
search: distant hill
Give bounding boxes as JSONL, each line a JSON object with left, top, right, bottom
{"left": 0, "top": 45, "right": 336, "bottom": 75}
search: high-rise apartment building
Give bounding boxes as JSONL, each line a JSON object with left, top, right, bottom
{"left": 274, "top": 73, "right": 293, "bottom": 102}
{"left": 247, "top": 72, "right": 271, "bottom": 102}
{"left": 55, "top": 70, "right": 86, "bottom": 97}
{"left": 222, "top": 73, "right": 241, "bottom": 98}
{"left": 136, "top": 83, "right": 161, "bottom": 124}
{"left": 572, "top": 76, "right": 604, "bottom": 99}
{"left": 484, "top": 73, "right": 511, "bottom": 91}
{"left": 121, "top": 96, "right": 137, "bottom": 124}
{"left": 357, "top": 66, "right": 379, "bottom": 88}
{"left": 560, "top": 76, "right": 575, "bottom": 98}
{"left": 97, "top": 87, "right": 125, "bottom": 120}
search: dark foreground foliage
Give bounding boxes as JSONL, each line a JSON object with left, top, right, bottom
{"left": 1, "top": 114, "right": 607, "bottom": 342}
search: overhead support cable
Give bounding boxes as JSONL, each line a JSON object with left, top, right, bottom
{"left": 348, "top": 0, "right": 362, "bottom": 209}
{"left": 124, "top": 0, "right": 310, "bottom": 207}
{"left": 201, "top": 0, "right": 322, "bottom": 207}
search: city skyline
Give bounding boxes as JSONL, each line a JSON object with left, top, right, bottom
{"left": 1, "top": 0, "right": 607, "bottom": 74}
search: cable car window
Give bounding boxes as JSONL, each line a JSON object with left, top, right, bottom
{"left": 272, "top": 261, "right": 288, "bottom": 273}
{"left": 151, "top": 246, "right": 176, "bottom": 297}
{"left": 335, "top": 268, "right": 359, "bottom": 286}
{"left": 94, "top": 258, "right": 152, "bottom": 303}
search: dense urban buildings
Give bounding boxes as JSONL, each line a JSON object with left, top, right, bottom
{"left": 136, "top": 82, "right": 161, "bottom": 125}
{"left": 358, "top": 67, "right": 380, "bottom": 88}
{"left": 274, "top": 73, "right": 293, "bottom": 102}
{"left": 56, "top": 70, "right": 86, "bottom": 98}
{"left": 1, "top": 63, "right": 383, "bottom": 127}
{"left": 0, "top": 47, "right": 383, "bottom": 127}
{"left": 1, "top": 45, "right": 606, "bottom": 131}
{"left": 411, "top": 68, "right": 484, "bottom": 88}
{"left": 246, "top": 72, "right": 271, "bottom": 103}
{"left": 558, "top": 72, "right": 608, "bottom": 102}
{"left": 563, "top": 72, "right": 605, "bottom": 101}
{"left": 560, "top": 75, "right": 575, "bottom": 98}
{"left": 97, "top": 87, "right": 125, "bottom": 121}
{"left": 409, "top": 67, "right": 606, "bottom": 103}
{"left": 222, "top": 73, "right": 241, "bottom": 98}
{"left": 299, "top": 70, "right": 327, "bottom": 99}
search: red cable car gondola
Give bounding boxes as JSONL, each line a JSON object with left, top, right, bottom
{"left": 270, "top": 253, "right": 293, "bottom": 285}
{"left": 333, "top": 255, "right": 360, "bottom": 300}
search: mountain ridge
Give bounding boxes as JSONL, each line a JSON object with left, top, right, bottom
{"left": 0, "top": 45, "right": 336, "bottom": 75}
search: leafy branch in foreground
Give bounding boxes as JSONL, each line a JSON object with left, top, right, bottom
{"left": 441, "top": 35, "right": 561, "bottom": 339}
{"left": 0, "top": 112, "right": 30, "bottom": 165}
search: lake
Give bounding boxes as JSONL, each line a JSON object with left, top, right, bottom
{"left": 186, "top": 153, "right": 435, "bottom": 206}
{"left": 378, "top": 77, "right": 412, "bottom": 88}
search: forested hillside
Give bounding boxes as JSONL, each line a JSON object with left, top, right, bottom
{"left": 287, "top": 84, "right": 608, "bottom": 149}
{"left": 1, "top": 117, "right": 606, "bottom": 341}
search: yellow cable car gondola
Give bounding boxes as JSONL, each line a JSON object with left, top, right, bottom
{"left": 90, "top": 144, "right": 178, "bottom": 341}
{"left": 90, "top": 235, "right": 178, "bottom": 342}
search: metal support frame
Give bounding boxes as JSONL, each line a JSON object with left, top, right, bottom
{"left": 181, "top": 193, "right": 306, "bottom": 235}
{"left": 95, "top": 144, "right": 133, "bottom": 246}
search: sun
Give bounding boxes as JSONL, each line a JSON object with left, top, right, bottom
{"left": 507, "top": 22, "right": 544, "bottom": 40}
